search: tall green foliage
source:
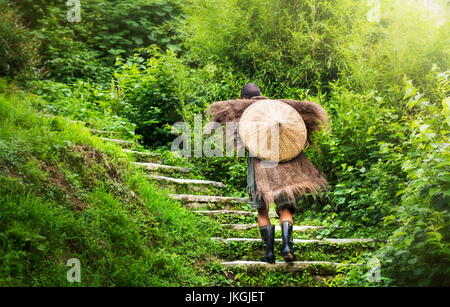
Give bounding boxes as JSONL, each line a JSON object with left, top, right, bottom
{"left": 181, "top": 0, "right": 343, "bottom": 92}
{"left": 182, "top": 0, "right": 449, "bottom": 96}
{"left": 10, "top": 0, "right": 183, "bottom": 83}
{"left": 114, "top": 47, "right": 247, "bottom": 146}
{"left": 335, "top": 0, "right": 450, "bottom": 94}
{"left": 375, "top": 73, "right": 449, "bottom": 286}
{"left": 0, "top": 3, "right": 40, "bottom": 80}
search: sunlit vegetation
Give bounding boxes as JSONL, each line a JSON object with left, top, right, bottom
{"left": 0, "top": 0, "right": 448, "bottom": 286}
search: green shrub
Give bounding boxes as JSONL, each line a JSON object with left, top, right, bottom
{"left": 335, "top": 0, "right": 450, "bottom": 95}
{"left": 114, "top": 47, "right": 247, "bottom": 147}
{"left": 181, "top": 0, "right": 342, "bottom": 92}
{"left": 0, "top": 4, "right": 39, "bottom": 80}
{"left": 374, "top": 74, "right": 450, "bottom": 286}
{"left": 29, "top": 79, "right": 136, "bottom": 137}
{"left": 182, "top": 0, "right": 449, "bottom": 97}
{"left": 310, "top": 72, "right": 449, "bottom": 286}
{"left": 10, "top": 0, "right": 183, "bottom": 83}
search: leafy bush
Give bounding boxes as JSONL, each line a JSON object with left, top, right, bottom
{"left": 0, "top": 4, "right": 39, "bottom": 80}
{"left": 30, "top": 79, "right": 136, "bottom": 137}
{"left": 374, "top": 74, "right": 450, "bottom": 286}
{"left": 10, "top": 0, "right": 183, "bottom": 83}
{"left": 181, "top": 0, "right": 342, "bottom": 92}
{"left": 335, "top": 0, "right": 450, "bottom": 94}
{"left": 182, "top": 0, "right": 449, "bottom": 97}
{"left": 114, "top": 47, "right": 247, "bottom": 146}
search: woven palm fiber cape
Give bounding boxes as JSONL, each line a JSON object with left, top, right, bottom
{"left": 207, "top": 96, "right": 329, "bottom": 207}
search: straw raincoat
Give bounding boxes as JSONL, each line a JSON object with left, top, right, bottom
{"left": 207, "top": 96, "right": 328, "bottom": 209}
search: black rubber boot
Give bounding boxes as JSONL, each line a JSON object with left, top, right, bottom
{"left": 259, "top": 225, "right": 275, "bottom": 264}
{"left": 280, "top": 221, "right": 297, "bottom": 262}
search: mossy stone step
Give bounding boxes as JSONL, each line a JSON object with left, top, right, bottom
{"left": 213, "top": 237, "right": 373, "bottom": 244}
{"left": 134, "top": 162, "right": 191, "bottom": 172}
{"left": 134, "top": 162, "right": 192, "bottom": 177}
{"left": 147, "top": 175, "right": 226, "bottom": 195}
{"left": 100, "top": 137, "right": 134, "bottom": 148}
{"left": 211, "top": 262, "right": 341, "bottom": 286}
{"left": 220, "top": 260, "right": 355, "bottom": 274}
{"left": 194, "top": 210, "right": 277, "bottom": 218}
{"left": 217, "top": 224, "right": 326, "bottom": 240}
{"left": 122, "top": 149, "right": 162, "bottom": 163}
{"left": 172, "top": 194, "right": 250, "bottom": 209}
{"left": 89, "top": 129, "right": 118, "bottom": 137}
{"left": 221, "top": 224, "right": 325, "bottom": 231}
{"left": 194, "top": 210, "right": 273, "bottom": 224}
{"left": 171, "top": 194, "right": 249, "bottom": 203}
{"left": 211, "top": 237, "right": 377, "bottom": 262}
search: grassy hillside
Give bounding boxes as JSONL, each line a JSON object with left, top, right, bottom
{"left": 0, "top": 88, "right": 221, "bottom": 286}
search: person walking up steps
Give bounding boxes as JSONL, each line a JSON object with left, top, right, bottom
{"left": 207, "top": 83, "right": 329, "bottom": 263}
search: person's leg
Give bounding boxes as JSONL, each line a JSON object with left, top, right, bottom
{"left": 247, "top": 157, "right": 275, "bottom": 263}
{"left": 279, "top": 208, "right": 294, "bottom": 224}
{"left": 278, "top": 207, "right": 297, "bottom": 262}
{"left": 257, "top": 205, "right": 271, "bottom": 227}
{"left": 258, "top": 204, "right": 275, "bottom": 264}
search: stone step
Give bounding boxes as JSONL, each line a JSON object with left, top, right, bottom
{"left": 171, "top": 194, "right": 250, "bottom": 209}
{"left": 220, "top": 260, "right": 355, "bottom": 273}
{"left": 212, "top": 236, "right": 376, "bottom": 262}
{"left": 221, "top": 224, "right": 325, "bottom": 231}
{"left": 212, "top": 237, "right": 374, "bottom": 244}
{"left": 122, "top": 149, "right": 161, "bottom": 157}
{"left": 170, "top": 194, "right": 249, "bottom": 203}
{"left": 100, "top": 137, "right": 134, "bottom": 148}
{"left": 89, "top": 129, "right": 118, "bottom": 136}
{"left": 69, "top": 119, "right": 87, "bottom": 126}
{"left": 147, "top": 175, "right": 226, "bottom": 195}
{"left": 42, "top": 114, "right": 84, "bottom": 125}
{"left": 194, "top": 210, "right": 277, "bottom": 218}
{"left": 146, "top": 176, "right": 227, "bottom": 194}
{"left": 147, "top": 175, "right": 226, "bottom": 188}
{"left": 171, "top": 194, "right": 249, "bottom": 204}
{"left": 122, "top": 149, "right": 162, "bottom": 163}
{"left": 134, "top": 162, "right": 191, "bottom": 173}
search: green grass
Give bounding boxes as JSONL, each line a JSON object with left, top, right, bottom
{"left": 0, "top": 91, "right": 221, "bottom": 286}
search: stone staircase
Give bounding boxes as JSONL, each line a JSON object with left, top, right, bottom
{"left": 95, "top": 130, "right": 376, "bottom": 285}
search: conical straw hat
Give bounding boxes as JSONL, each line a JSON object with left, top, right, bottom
{"left": 239, "top": 100, "right": 307, "bottom": 162}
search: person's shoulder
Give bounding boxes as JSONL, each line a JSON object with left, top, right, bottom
{"left": 207, "top": 99, "right": 255, "bottom": 122}
{"left": 278, "top": 99, "right": 325, "bottom": 108}
{"left": 207, "top": 99, "right": 246, "bottom": 111}
{"left": 277, "top": 99, "right": 328, "bottom": 128}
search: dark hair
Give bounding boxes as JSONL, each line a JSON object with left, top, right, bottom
{"left": 240, "top": 83, "right": 261, "bottom": 99}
